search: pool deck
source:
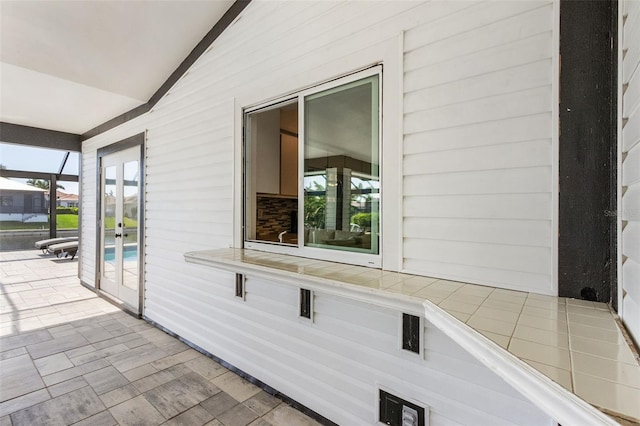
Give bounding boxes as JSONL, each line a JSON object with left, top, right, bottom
{"left": 0, "top": 250, "right": 322, "bottom": 426}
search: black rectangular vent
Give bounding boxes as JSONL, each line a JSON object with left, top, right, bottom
{"left": 300, "top": 288, "right": 312, "bottom": 319}
{"left": 235, "top": 273, "right": 244, "bottom": 298}
{"left": 379, "top": 390, "right": 425, "bottom": 426}
{"left": 402, "top": 313, "right": 420, "bottom": 354}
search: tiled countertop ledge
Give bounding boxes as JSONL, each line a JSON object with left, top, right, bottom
{"left": 184, "top": 248, "right": 640, "bottom": 425}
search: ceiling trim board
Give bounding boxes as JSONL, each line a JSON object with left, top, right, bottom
{"left": 81, "top": 0, "right": 252, "bottom": 141}
{"left": 81, "top": 103, "right": 152, "bottom": 142}
{"left": 0, "top": 122, "right": 81, "bottom": 152}
{"left": 147, "top": 0, "right": 252, "bottom": 107}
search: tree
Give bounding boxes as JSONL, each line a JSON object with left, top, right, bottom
{"left": 304, "top": 181, "right": 326, "bottom": 229}
{"left": 26, "top": 179, "right": 65, "bottom": 190}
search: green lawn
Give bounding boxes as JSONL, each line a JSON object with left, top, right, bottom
{"left": 1, "top": 214, "right": 79, "bottom": 230}
{"left": 57, "top": 214, "right": 79, "bottom": 229}
{"left": 0, "top": 221, "right": 48, "bottom": 230}
{"left": 0, "top": 215, "right": 137, "bottom": 231}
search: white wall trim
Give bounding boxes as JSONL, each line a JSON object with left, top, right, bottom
{"left": 380, "top": 30, "right": 404, "bottom": 273}
{"left": 184, "top": 250, "right": 425, "bottom": 316}
{"left": 616, "top": 0, "right": 625, "bottom": 316}
{"left": 232, "top": 37, "right": 402, "bottom": 271}
{"left": 551, "top": 0, "right": 561, "bottom": 296}
{"left": 233, "top": 97, "right": 243, "bottom": 251}
{"left": 422, "top": 300, "right": 618, "bottom": 426}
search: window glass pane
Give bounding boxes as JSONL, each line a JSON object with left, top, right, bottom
{"left": 61, "top": 152, "right": 80, "bottom": 175}
{"left": 304, "top": 75, "right": 379, "bottom": 254}
{"left": 54, "top": 181, "right": 78, "bottom": 203}
{"left": 102, "top": 166, "right": 117, "bottom": 284}
{"left": 56, "top": 180, "right": 79, "bottom": 232}
{"left": 0, "top": 143, "right": 67, "bottom": 173}
{"left": 0, "top": 178, "right": 49, "bottom": 248}
{"left": 123, "top": 160, "right": 139, "bottom": 290}
{"left": 244, "top": 100, "right": 299, "bottom": 245}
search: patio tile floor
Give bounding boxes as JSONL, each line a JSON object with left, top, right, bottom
{"left": 0, "top": 250, "right": 322, "bottom": 426}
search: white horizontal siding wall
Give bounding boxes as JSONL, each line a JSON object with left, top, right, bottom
{"left": 80, "top": 151, "right": 97, "bottom": 287}
{"left": 79, "top": 1, "right": 558, "bottom": 423}
{"left": 402, "top": 1, "right": 556, "bottom": 294}
{"left": 141, "top": 0, "right": 415, "bottom": 331}
{"left": 621, "top": 0, "right": 640, "bottom": 343}
{"left": 153, "top": 270, "right": 550, "bottom": 425}
{"left": 82, "top": 1, "right": 558, "bottom": 294}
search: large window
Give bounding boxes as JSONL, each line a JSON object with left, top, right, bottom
{"left": 244, "top": 68, "right": 381, "bottom": 265}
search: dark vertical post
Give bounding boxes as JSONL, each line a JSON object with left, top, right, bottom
{"left": 336, "top": 169, "right": 344, "bottom": 231}
{"left": 609, "top": 0, "right": 618, "bottom": 311}
{"left": 49, "top": 175, "right": 57, "bottom": 239}
{"left": 77, "top": 153, "right": 82, "bottom": 276}
{"left": 559, "top": 0, "right": 617, "bottom": 303}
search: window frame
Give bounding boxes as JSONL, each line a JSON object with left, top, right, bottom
{"left": 0, "top": 196, "right": 14, "bottom": 207}
{"left": 242, "top": 66, "right": 383, "bottom": 267}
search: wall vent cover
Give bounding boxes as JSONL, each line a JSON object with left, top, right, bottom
{"left": 235, "top": 273, "right": 245, "bottom": 298}
{"left": 402, "top": 313, "right": 420, "bottom": 354}
{"left": 379, "top": 390, "right": 426, "bottom": 426}
{"left": 300, "top": 288, "right": 312, "bottom": 319}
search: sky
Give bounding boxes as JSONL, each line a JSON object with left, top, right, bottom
{"left": 0, "top": 143, "right": 80, "bottom": 194}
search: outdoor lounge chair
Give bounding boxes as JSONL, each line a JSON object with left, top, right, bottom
{"left": 46, "top": 241, "right": 79, "bottom": 260}
{"left": 34, "top": 236, "right": 78, "bottom": 253}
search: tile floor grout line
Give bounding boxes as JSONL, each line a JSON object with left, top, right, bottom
{"left": 2, "top": 297, "right": 101, "bottom": 318}
{"left": 564, "top": 299, "right": 577, "bottom": 393}
{"left": 0, "top": 273, "right": 79, "bottom": 284}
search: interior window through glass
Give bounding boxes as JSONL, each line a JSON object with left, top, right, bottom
{"left": 303, "top": 75, "right": 379, "bottom": 254}
{"left": 244, "top": 101, "right": 299, "bottom": 245}
{"left": 244, "top": 72, "right": 380, "bottom": 257}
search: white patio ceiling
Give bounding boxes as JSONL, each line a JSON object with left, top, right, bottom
{"left": 0, "top": 0, "right": 235, "bottom": 135}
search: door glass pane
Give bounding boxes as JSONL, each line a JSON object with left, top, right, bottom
{"left": 122, "top": 160, "right": 139, "bottom": 290}
{"left": 304, "top": 75, "right": 380, "bottom": 254}
{"left": 102, "top": 165, "right": 117, "bottom": 283}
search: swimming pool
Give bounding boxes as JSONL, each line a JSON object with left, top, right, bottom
{"left": 103, "top": 245, "right": 138, "bottom": 262}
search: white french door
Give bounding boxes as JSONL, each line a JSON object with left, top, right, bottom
{"left": 100, "top": 146, "right": 141, "bottom": 312}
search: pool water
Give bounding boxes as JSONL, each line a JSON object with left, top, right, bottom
{"left": 104, "top": 246, "right": 138, "bottom": 262}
